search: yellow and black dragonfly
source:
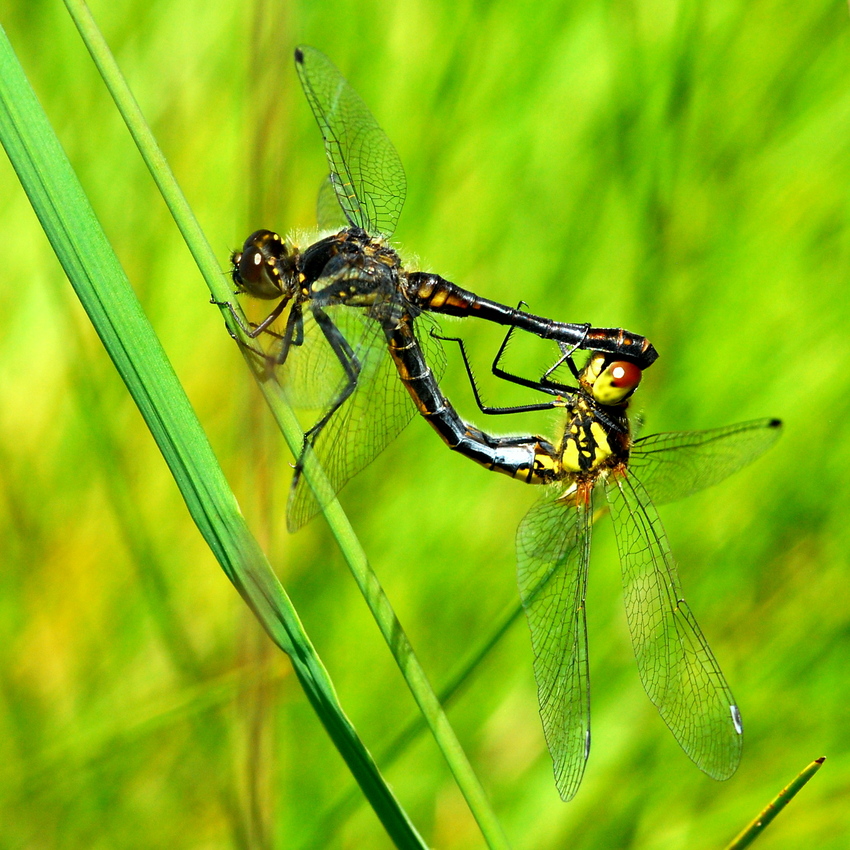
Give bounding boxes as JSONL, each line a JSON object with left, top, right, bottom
{"left": 445, "top": 335, "right": 781, "bottom": 799}
{"left": 223, "top": 45, "right": 657, "bottom": 531}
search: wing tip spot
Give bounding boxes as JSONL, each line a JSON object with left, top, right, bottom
{"left": 730, "top": 704, "right": 743, "bottom": 735}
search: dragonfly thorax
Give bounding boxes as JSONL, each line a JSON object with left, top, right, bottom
{"left": 559, "top": 406, "right": 618, "bottom": 474}
{"left": 556, "top": 354, "right": 636, "bottom": 475}
{"left": 297, "top": 228, "right": 403, "bottom": 307}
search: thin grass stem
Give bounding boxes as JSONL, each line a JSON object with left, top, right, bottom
{"left": 724, "top": 758, "right": 825, "bottom": 850}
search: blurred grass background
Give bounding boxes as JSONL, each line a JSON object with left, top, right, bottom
{"left": 1, "top": 0, "right": 848, "bottom": 847}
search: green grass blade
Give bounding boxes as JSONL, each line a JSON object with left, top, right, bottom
{"left": 0, "top": 21, "right": 427, "bottom": 849}
{"left": 60, "top": 2, "right": 510, "bottom": 845}
{"left": 307, "top": 593, "right": 527, "bottom": 846}
{"left": 724, "top": 758, "right": 825, "bottom": 850}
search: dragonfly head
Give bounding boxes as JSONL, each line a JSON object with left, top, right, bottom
{"left": 582, "top": 353, "right": 643, "bottom": 407}
{"left": 231, "top": 230, "right": 298, "bottom": 301}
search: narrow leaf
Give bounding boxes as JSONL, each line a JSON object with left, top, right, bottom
{"left": 0, "top": 21, "right": 426, "bottom": 849}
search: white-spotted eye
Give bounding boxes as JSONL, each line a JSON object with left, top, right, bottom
{"left": 231, "top": 230, "right": 288, "bottom": 299}
{"left": 591, "top": 360, "right": 642, "bottom": 405}
{"left": 240, "top": 247, "right": 263, "bottom": 279}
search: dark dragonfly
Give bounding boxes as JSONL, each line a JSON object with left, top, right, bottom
{"left": 226, "top": 45, "right": 657, "bottom": 531}
{"left": 449, "top": 341, "right": 781, "bottom": 800}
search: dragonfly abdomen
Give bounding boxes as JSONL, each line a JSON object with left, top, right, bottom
{"left": 405, "top": 272, "right": 658, "bottom": 368}
{"left": 384, "top": 316, "right": 557, "bottom": 484}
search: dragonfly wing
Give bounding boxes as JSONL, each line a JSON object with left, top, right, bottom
{"left": 295, "top": 46, "right": 406, "bottom": 238}
{"left": 604, "top": 471, "right": 742, "bottom": 780}
{"left": 516, "top": 487, "right": 592, "bottom": 801}
{"left": 411, "top": 313, "right": 448, "bottom": 384}
{"left": 277, "top": 305, "right": 375, "bottom": 411}
{"left": 629, "top": 418, "right": 781, "bottom": 506}
{"left": 316, "top": 174, "right": 351, "bottom": 231}
{"left": 287, "top": 304, "right": 428, "bottom": 532}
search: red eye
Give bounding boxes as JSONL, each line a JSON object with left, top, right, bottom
{"left": 609, "top": 361, "right": 642, "bottom": 390}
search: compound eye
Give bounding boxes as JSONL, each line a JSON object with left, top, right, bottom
{"left": 232, "top": 241, "right": 285, "bottom": 299}
{"left": 609, "top": 361, "right": 641, "bottom": 391}
{"left": 233, "top": 246, "right": 260, "bottom": 285}
{"left": 592, "top": 360, "right": 642, "bottom": 405}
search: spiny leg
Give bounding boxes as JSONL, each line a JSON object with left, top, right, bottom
{"left": 432, "top": 330, "right": 564, "bottom": 415}
{"left": 211, "top": 294, "right": 290, "bottom": 339}
{"left": 484, "top": 321, "right": 627, "bottom": 432}
{"left": 293, "top": 304, "right": 362, "bottom": 477}
{"left": 271, "top": 302, "right": 305, "bottom": 366}
{"left": 542, "top": 336, "right": 586, "bottom": 383}
{"left": 212, "top": 295, "right": 304, "bottom": 376}
{"left": 489, "top": 322, "right": 579, "bottom": 397}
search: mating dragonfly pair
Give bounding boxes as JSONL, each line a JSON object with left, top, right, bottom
{"left": 220, "top": 45, "right": 781, "bottom": 801}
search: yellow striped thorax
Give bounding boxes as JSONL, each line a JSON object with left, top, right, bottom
{"left": 556, "top": 353, "right": 642, "bottom": 476}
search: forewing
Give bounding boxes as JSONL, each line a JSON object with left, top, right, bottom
{"left": 287, "top": 306, "right": 444, "bottom": 532}
{"left": 604, "top": 471, "right": 742, "bottom": 780}
{"left": 630, "top": 418, "right": 781, "bottom": 506}
{"left": 295, "top": 46, "right": 406, "bottom": 238}
{"left": 276, "top": 306, "right": 374, "bottom": 412}
{"left": 316, "top": 174, "right": 350, "bottom": 231}
{"left": 516, "top": 487, "right": 592, "bottom": 801}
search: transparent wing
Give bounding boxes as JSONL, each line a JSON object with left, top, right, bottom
{"left": 414, "top": 313, "right": 448, "bottom": 380}
{"left": 295, "top": 45, "right": 406, "bottom": 238}
{"left": 316, "top": 174, "right": 350, "bottom": 231}
{"left": 629, "top": 418, "right": 781, "bottom": 507}
{"left": 287, "top": 307, "right": 446, "bottom": 531}
{"left": 604, "top": 471, "right": 742, "bottom": 780}
{"left": 274, "top": 305, "right": 375, "bottom": 412}
{"left": 516, "top": 486, "right": 592, "bottom": 801}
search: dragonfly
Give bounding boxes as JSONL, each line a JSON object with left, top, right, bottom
{"left": 441, "top": 334, "right": 781, "bottom": 800}
{"left": 224, "top": 45, "right": 658, "bottom": 531}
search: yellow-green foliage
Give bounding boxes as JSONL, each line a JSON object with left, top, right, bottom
{"left": 1, "top": 0, "right": 848, "bottom": 847}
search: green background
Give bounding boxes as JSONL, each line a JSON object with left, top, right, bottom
{"left": 1, "top": 0, "right": 848, "bottom": 846}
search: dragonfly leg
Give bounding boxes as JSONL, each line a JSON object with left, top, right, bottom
{"left": 432, "top": 330, "right": 564, "bottom": 414}
{"left": 471, "top": 317, "right": 623, "bottom": 430}
{"left": 210, "top": 294, "right": 290, "bottom": 339}
{"left": 488, "top": 322, "right": 579, "bottom": 398}
{"left": 270, "top": 302, "right": 305, "bottom": 366}
{"left": 542, "top": 333, "right": 587, "bottom": 383}
{"left": 211, "top": 298, "right": 272, "bottom": 365}
{"left": 294, "top": 305, "right": 361, "bottom": 471}
{"left": 212, "top": 295, "right": 304, "bottom": 378}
